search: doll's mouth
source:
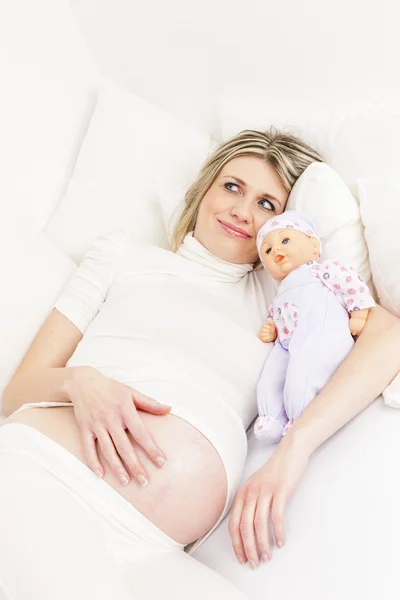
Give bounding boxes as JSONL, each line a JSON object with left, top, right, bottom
{"left": 274, "top": 253, "right": 287, "bottom": 264}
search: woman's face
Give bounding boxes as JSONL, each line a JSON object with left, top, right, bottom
{"left": 193, "top": 156, "right": 289, "bottom": 264}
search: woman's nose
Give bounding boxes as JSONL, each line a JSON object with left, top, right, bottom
{"left": 230, "top": 198, "right": 252, "bottom": 222}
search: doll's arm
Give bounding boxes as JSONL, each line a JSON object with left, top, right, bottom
{"left": 313, "top": 260, "right": 375, "bottom": 316}
{"left": 349, "top": 308, "right": 370, "bottom": 336}
{"left": 259, "top": 320, "right": 278, "bottom": 343}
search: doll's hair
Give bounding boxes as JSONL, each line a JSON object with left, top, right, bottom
{"left": 171, "top": 127, "right": 324, "bottom": 270}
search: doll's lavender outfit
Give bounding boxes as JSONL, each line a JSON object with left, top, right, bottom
{"left": 254, "top": 259, "right": 375, "bottom": 443}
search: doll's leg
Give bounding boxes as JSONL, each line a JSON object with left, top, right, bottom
{"left": 254, "top": 342, "right": 289, "bottom": 443}
{"left": 284, "top": 314, "right": 354, "bottom": 425}
{"left": 283, "top": 344, "right": 318, "bottom": 426}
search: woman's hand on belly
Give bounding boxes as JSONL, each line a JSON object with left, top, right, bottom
{"left": 64, "top": 366, "right": 172, "bottom": 486}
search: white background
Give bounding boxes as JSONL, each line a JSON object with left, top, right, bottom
{"left": 70, "top": 0, "right": 400, "bottom": 132}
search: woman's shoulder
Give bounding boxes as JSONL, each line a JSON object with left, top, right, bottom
{"left": 87, "top": 229, "right": 169, "bottom": 263}
{"left": 90, "top": 229, "right": 179, "bottom": 282}
{"left": 89, "top": 228, "right": 144, "bottom": 253}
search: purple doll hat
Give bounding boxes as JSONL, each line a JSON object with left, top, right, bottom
{"left": 256, "top": 210, "right": 322, "bottom": 255}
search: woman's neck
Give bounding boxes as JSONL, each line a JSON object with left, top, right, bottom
{"left": 176, "top": 232, "right": 254, "bottom": 283}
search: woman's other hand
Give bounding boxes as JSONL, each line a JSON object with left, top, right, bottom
{"left": 228, "top": 438, "right": 309, "bottom": 569}
{"left": 64, "top": 366, "right": 171, "bottom": 486}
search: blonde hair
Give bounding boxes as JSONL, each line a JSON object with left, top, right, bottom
{"left": 171, "top": 127, "right": 324, "bottom": 269}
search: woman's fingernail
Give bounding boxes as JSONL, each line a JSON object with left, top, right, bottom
{"left": 137, "top": 474, "right": 148, "bottom": 487}
{"left": 277, "top": 541, "right": 284, "bottom": 548}
{"left": 120, "top": 474, "right": 129, "bottom": 485}
{"left": 249, "top": 560, "right": 259, "bottom": 570}
{"left": 95, "top": 469, "right": 103, "bottom": 479}
{"left": 236, "top": 555, "right": 245, "bottom": 564}
{"left": 262, "top": 554, "right": 270, "bottom": 563}
{"left": 156, "top": 456, "right": 167, "bottom": 467}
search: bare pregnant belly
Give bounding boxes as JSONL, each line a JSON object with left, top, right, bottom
{"left": 4, "top": 407, "right": 228, "bottom": 545}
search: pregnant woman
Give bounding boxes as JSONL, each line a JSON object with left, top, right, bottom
{"left": 1, "top": 128, "right": 399, "bottom": 600}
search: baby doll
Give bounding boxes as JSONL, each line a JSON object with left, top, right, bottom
{"left": 254, "top": 210, "right": 375, "bottom": 443}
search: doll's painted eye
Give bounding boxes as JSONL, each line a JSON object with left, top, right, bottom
{"left": 266, "top": 248, "right": 272, "bottom": 255}
{"left": 282, "top": 238, "right": 290, "bottom": 245}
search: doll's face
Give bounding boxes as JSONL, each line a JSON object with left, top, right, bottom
{"left": 260, "top": 228, "right": 320, "bottom": 281}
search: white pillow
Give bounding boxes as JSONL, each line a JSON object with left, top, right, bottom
{"left": 0, "top": 0, "right": 100, "bottom": 233}
{"left": 381, "top": 375, "right": 400, "bottom": 410}
{"left": 216, "top": 97, "right": 344, "bottom": 170}
{"left": 357, "top": 177, "right": 400, "bottom": 410}
{"left": 0, "top": 216, "right": 76, "bottom": 410}
{"left": 45, "top": 79, "right": 214, "bottom": 263}
{"left": 156, "top": 138, "right": 221, "bottom": 242}
{"left": 287, "top": 162, "right": 372, "bottom": 288}
{"left": 357, "top": 178, "right": 400, "bottom": 316}
{"left": 216, "top": 98, "right": 400, "bottom": 199}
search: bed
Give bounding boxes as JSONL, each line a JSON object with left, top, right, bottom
{"left": 1, "top": 2, "right": 400, "bottom": 598}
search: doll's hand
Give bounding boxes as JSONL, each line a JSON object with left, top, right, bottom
{"left": 349, "top": 309, "right": 369, "bottom": 337}
{"left": 259, "top": 320, "right": 277, "bottom": 343}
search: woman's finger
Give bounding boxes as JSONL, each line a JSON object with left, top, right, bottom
{"left": 81, "top": 427, "right": 104, "bottom": 479}
{"left": 239, "top": 491, "right": 259, "bottom": 569}
{"left": 95, "top": 427, "right": 131, "bottom": 486}
{"left": 122, "top": 407, "right": 168, "bottom": 469}
{"left": 132, "top": 390, "right": 172, "bottom": 414}
{"left": 108, "top": 420, "right": 148, "bottom": 486}
{"left": 254, "top": 492, "right": 273, "bottom": 563}
{"left": 271, "top": 490, "right": 287, "bottom": 549}
{"left": 228, "top": 494, "right": 247, "bottom": 565}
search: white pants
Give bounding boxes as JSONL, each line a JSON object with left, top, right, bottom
{"left": 0, "top": 424, "right": 249, "bottom": 600}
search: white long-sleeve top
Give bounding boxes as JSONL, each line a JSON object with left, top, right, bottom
{"left": 53, "top": 230, "right": 274, "bottom": 552}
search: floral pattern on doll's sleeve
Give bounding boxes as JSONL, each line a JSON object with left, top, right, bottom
{"left": 311, "top": 259, "right": 375, "bottom": 312}
{"left": 272, "top": 301, "right": 300, "bottom": 348}
{"left": 267, "top": 303, "right": 274, "bottom": 320}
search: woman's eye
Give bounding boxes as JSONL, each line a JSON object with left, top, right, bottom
{"left": 224, "top": 182, "right": 240, "bottom": 192}
{"left": 282, "top": 238, "right": 290, "bottom": 245}
{"left": 258, "top": 199, "right": 275, "bottom": 212}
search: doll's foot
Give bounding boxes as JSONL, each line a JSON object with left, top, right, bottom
{"left": 282, "top": 419, "right": 295, "bottom": 436}
{"left": 253, "top": 415, "right": 286, "bottom": 444}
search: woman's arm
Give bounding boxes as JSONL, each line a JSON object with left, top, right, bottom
{"left": 286, "top": 303, "right": 400, "bottom": 456}
{"left": 2, "top": 307, "right": 171, "bottom": 485}
{"left": 3, "top": 231, "right": 133, "bottom": 417}
{"left": 229, "top": 304, "right": 400, "bottom": 568}
{"left": 2, "top": 309, "right": 84, "bottom": 417}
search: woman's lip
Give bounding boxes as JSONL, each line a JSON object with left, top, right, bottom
{"left": 217, "top": 219, "right": 252, "bottom": 239}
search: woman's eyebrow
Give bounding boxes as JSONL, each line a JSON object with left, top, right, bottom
{"left": 223, "top": 175, "right": 282, "bottom": 206}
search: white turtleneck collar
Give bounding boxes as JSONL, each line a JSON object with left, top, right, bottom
{"left": 176, "top": 232, "right": 254, "bottom": 283}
